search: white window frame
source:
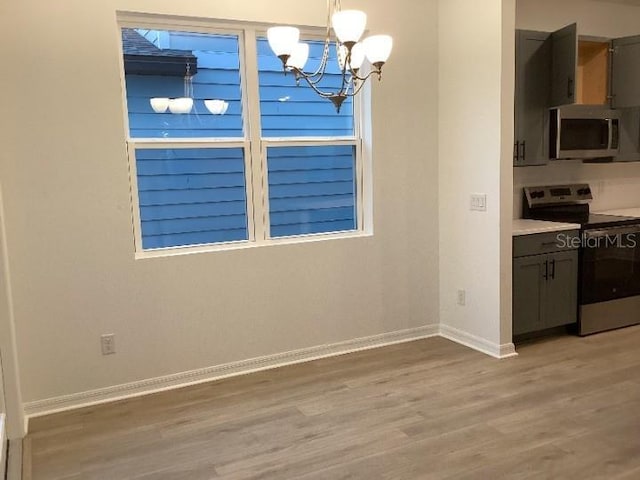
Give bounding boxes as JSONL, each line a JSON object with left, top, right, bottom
{"left": 117, "top": 13, "right": 370, "bottom": 259}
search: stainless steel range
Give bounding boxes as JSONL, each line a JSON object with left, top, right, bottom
{"left": 523, "top": 184, "right": 640, "bottom": 335}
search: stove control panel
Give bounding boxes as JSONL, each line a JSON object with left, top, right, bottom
{"left": 524, "top": 184, "right": 593, "bottom": 207}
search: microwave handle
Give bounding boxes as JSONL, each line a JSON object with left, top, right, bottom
{"left": 610, "top": 119, "right": 619, "bottom": 149}
{"left": 555, "top": 111, "right": 562, "bottom": 157}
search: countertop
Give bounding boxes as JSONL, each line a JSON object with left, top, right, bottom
{"left": 512, "top": 219, "right": 581, "bottom": 236}
{"left": 595, "top": 207, "right": 640, "bottom": 218}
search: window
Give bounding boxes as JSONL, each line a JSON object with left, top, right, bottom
{"left": 119, "top": 18, "right": 366, "bottom": 255}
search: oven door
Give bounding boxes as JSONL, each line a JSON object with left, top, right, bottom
{"left": 581, "top": 224, "right": 640, "bottom": 304}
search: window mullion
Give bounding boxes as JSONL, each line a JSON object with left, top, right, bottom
{"left": 242, "top": 28, "right": 267, "bottom": 243}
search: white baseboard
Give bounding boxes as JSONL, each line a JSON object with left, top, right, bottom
{"left": 440, "top": 324, "right": 518, "bottom": 359}
{"left": 24, "top": 325, "right": 439, "bottom": 421}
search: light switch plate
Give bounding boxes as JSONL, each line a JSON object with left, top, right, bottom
{"left": 470, "top": 194, "right": 487, "bottom": 212}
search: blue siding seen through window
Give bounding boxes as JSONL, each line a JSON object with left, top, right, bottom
{"left": 124, "top": 30, "right": 243, "bottom": 138}
{"left": 136, "top": 148, "right": 248, "bottom": 249}
{"left": 257, "top": 39, "right": 354, "bottom": 137}
{"left": 122, "top": 28, "right": 361, "bottom": 250}
{"left": 267, "top": 145, "right": 357, "bottom": 238}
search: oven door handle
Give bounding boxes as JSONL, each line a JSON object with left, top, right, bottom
{"left": 550, "top": 259, "right": 556, "bottom": 280}
{"left": 584, "top": 225, "right": 640, "bottom": 239}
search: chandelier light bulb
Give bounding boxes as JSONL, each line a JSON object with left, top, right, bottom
{"left": 286, "top": 42, "right": 310, "bottom": 70}
{"left": 363, "top": 35, "right": 393, "bottom": 67}
{"left": 267, "top": 26, "right": 300, "bottom": 58}
{"left": 150, "top": 97, "right": 170, "bottom": 113}
{"left": 331, "top": 10, "right": 367, "bottom": 46}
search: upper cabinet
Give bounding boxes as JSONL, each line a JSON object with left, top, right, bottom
{"left": 550, "top": 23, "right": 640, "bottom": 108}
{"left": 515, "top": 23, "right": 640, "bottom": 166}
{"left": 611, "top": 36, "right": 640, "bottom": 108}
{"left": 514, "top": 30, "right": 552, "bottom": 166}
{"left": 550, "top": 24, "right": 578, "bottom": 106}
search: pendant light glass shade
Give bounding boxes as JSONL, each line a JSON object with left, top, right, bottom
{"left": 267, "top": 26, "right": 300, "bottom": 57}
{"left": 363, "top": 35, "right": 393, "bottom": 65}
{"left": 204, "top": 99, "right": 229, "bottom": 115}
{"left": 150, "top": 97, "right": 170, "bottom": 113}
{"left": 286, "top": 42, "right": 310, "bottom": 70}
{"left": 168, "top": 97, "right": 193, "bottom": 114}
{"left": 350, "top": 42, "right": 366, "bottom": 70}
{"left": 337, "top": 42, "right": 365, "bottom": 71}
{"left": 331, "top": 10, "right": 367, "bottom": 44}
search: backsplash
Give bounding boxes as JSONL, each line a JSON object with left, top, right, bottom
{"left": 514, "top": 161, "right": 640, "bottom": 217}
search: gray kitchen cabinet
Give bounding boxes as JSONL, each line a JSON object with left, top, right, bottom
{"left": 615, "top": 107, "right": 640, "bottom": 162}
{"left": 515, "top": 23, "right": 640, "bottom": 165}
{"left": 549, "top": 26, "right": 640, "bottom": 109}
{"left": 514, "top": 30, "right": 552, "bottom": 166}
{"left": 550, "top": 23, "right": 578, "bottom": 107}
{"left": 544, "top": 249, "right": 579, "bottom": 329}
{"left": 611, "top": 35, "right": 640, "bottom": 109}
{"left": 513, "top": 232, "right": 579, "bottom": 336}
{"left": 513, "top": 255, "right": 546, "bottom": 335}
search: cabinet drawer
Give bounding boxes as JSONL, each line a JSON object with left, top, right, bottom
{"left": 513, "top": 230, "right": 580, "bottom": 257}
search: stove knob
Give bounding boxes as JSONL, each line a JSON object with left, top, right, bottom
{"left": 531, "top": 191, "right": 545, "bottom": 199}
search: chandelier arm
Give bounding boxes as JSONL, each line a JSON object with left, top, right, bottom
{"left": 291, "top": 67, "right": 379, "bottom": 100}
{"left": 336, "top": 49, "right": 352, "bottom": 97}
{"left": 349, "top": 67, "right": 381, "bottom": 83}
{"left": 341, "top": 70, "right": 380, "bottom": 98}
{"left": 291, "top": 67, "right": 340, "bottom": 98}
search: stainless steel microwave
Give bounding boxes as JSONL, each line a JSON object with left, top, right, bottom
{"left": 550, "top": 105, "right": 620, "bottom": 160}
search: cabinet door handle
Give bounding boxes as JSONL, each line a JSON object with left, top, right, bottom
{"left": 514, "top": 141, "right": 520, "bottom": 163}
{"left": 544, "top": 260, "right": 549, "bottom": 280}
{"left": 519, "top": 140, "right": 526, "bottom": 162}
{"left": 550, "top": 259, "right": 556, "bottom": 280}
{"left": 568, "top": 78, "right": 574, "bottom": 99}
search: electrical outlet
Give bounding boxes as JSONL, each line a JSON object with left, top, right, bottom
{"left": 101, "top": 334, "right": 116, "bottom": 355}
{"left": 457, "top": 289, "right": 466, "bottom": 306}
{"left": 470, "top": 194, "right": 487, "bottom": 212}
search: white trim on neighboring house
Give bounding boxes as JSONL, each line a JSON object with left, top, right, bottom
{"left": 439, "top": 324, "right": 518, "bottom": 359}
{"left": 24, "top": 325, "right": 440, "bottom": 420}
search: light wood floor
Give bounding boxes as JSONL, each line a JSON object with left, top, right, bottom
{"left": 26, "top": 327, "right": 640, "bottom": 479}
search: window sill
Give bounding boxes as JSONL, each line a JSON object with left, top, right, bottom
{"left": 134, "top": 230, "right": 373, "bottom": 260}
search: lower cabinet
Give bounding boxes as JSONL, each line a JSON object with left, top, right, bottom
{"left": 513, "top": 238, "right": 579, "bottom": 336}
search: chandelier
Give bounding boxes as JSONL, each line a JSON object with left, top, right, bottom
{"left": 149, "top": 63, "right": 229, "bottom": 115}
{"left": 267, "top": 0, "right": 392, "bottom": 113}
